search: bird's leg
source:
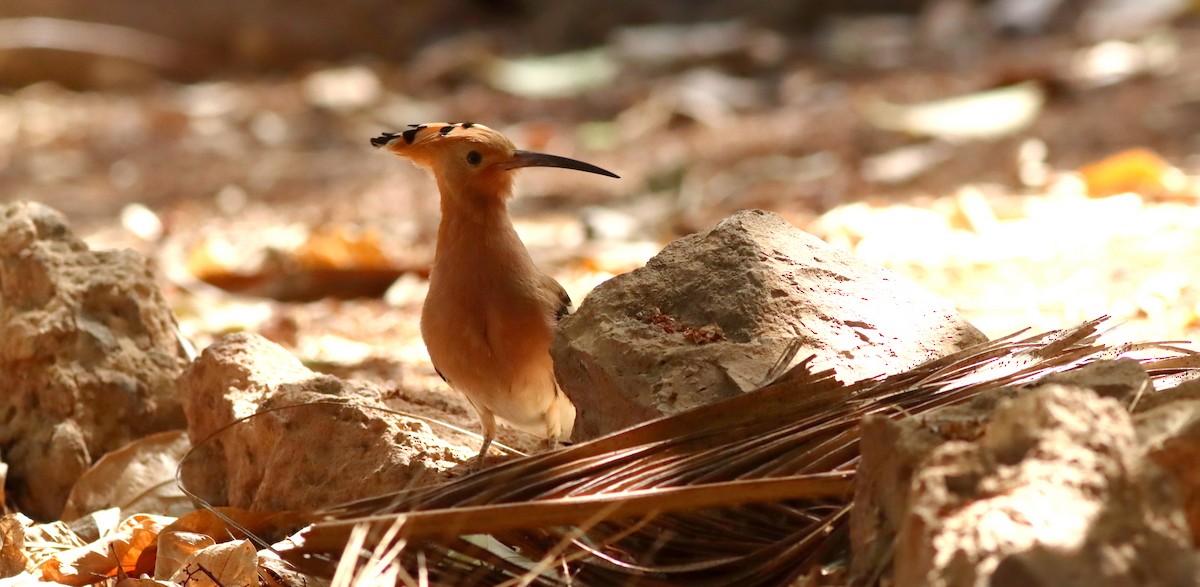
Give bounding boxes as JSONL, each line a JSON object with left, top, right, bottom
{"left": 472, "top": 406, "right": 497, "bottom": 472}
{"left": 542, "top": 414, "right": 563, "bottom": 452}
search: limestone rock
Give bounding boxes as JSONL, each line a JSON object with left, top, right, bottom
{"left": 0, "top": 202, "right": 188, "bottom": 520}
{"left": 177, "top": 333, "right": 470, "bottom": 511}
{"left": 1136, "top": 378, "right": 1200, "bottom": 546}
{"left": 853, "top": 381, "right": 1196, "bottom": 587}
{"left": 1040, "top": 357, "right": 1150, "bottom": 402}
{"left": 553, "top": 209, "right": 987, "bottom": 440}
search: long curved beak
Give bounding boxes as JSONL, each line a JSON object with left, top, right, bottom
{"left": 500, "top": 150, "right": 619, "bottom": 178}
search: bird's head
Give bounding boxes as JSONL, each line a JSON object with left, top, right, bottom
{"left": 371, "top": 122, "right": 617, "bottom": 204}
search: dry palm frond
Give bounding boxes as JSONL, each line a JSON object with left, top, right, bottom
{"left": 278, "top": 317, "right": 1198, "bottom": 586}
{"left": 329, "top": 518, "right": 415, "bottom": 587}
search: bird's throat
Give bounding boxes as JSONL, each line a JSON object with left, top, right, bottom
{"left": 432, "top": 197, "right": 528, "bottom": 267}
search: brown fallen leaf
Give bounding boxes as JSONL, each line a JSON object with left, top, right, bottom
{"left": 1, "top": 515, "right": 28, "bottom": 578}
{"left": 258, "top": 552, "right": 329, "bottom": 587}
{"left": 860, "top": 81, "right": 1045, "bottom": 141}
{"left": 39, "top": 514, "right": 172, "bottom": 586}
{"left": 69, "top": 508, "right": 125, "bottom": 544}
{"left": 1078, "top": 147, "right": 1187, "bottom": 197}
{"left": 163, "top": 508, "right": 315, "bottom": 548}
{"left": 484, "top": 48, "right": 617, "bottom": 99}
{"left": 23, "top": 517, "right": 87, "bottom": 570}
{"left": 294, "top": 225, "right": 394, "bottom": 272}
{"left": 154, "top": 531, "right": 215, "bottom": 581}
{"left": 61, "top": 430, "right": 192, "bottom": 521}
{"left": 184, "top": 224, "right": 418, "bottom": 301}
{"left": 169, "top": 540, "right": 257, "bottom": 587}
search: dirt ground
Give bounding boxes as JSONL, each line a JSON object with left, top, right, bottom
{"left": 5, "top": 12, "right": 1200, "bottom": 451}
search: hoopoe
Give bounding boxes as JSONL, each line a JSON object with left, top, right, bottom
{"left": 371, "top": 122, "right": 618, "bottom": 468}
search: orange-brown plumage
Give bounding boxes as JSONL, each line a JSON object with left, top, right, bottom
{"left": 372, "top": 122, "right": 617, "bottom": 468}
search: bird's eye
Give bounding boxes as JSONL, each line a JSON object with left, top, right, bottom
{"left": 466, "top": 151, "right": 483, "bottom": 165}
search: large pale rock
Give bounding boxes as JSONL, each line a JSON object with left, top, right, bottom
{"left": 1136, "top": 378, "right": 1200, "bottom": 546}
{"left": 852, "top": 378, "right": 1196, "bottom": 587}
{"left": 553, "top": 209, "right": 987, "bottom": 440}
{"left": 177, "top": 333, "right": 470, "bottom": 511}
{"left": 0, "top": 202, "right": 188, "bottom": 520}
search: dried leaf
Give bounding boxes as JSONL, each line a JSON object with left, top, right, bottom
{"left": 154, "top": 531, "right": 215, "bottom": 581}
{"left": 294, "top": 225, "right": 394, "bottom": 271}
{"left": 39, "top": 514, "right": 171, "bottom": 586}
{"left": 68, "top": 508, "right": 125, "bottom": 544}
{"left": 164, "top": 508, "right": 314, "bottom": 547}
{"left": 1070, "top": 36, "right": 1179, "bottom": 88}
{"left": 169, "top": 540, "right": 257, "bottom": 587}
{"left": 301, "top": 65, "right": 381, "bottom": 111}
{"left": 23, "top": 518, "right": 87, "bottom": 569}
{"left": 103, "top": 514, "right": 173, "bottom": 578}
{"left": 1078, "top": 148, "right": 1186, "bottom": 197}
{"left": 62, "top": 430, "right": 192, "bottom": 521}
{"left": 258, "top": 551, "right": 329, "bottom": 587}
{"left": 861, "top": 141, "right": 953, "bottom": 185}
{"left": 486, "top": 48, "right": 618, "bottom": 99}
{"left": 1, "top": 515, "right": 28, "bottom": 578}
{"left": 861, "top": 81, "right": 1044, "bottom": 141}
{"left": 183, "top": 224, "right": 413, "bottom": 301}
{"left": 119, "top": 202, "right": 164, "bottom": 242}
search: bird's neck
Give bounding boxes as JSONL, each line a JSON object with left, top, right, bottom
{"left": 432, "top": 188, "right": 528, "bottom": 267}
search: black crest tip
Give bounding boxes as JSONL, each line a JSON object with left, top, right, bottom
{"left": 370, "top": 132, "right": 397, "bottom": 147}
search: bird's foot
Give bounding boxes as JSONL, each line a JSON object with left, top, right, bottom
{"left": 469, "top": 435, "right": 494, "bottom": 473}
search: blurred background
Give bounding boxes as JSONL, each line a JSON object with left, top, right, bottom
{"left": 3, "top": 0, "right": 1200, "bottom": 385}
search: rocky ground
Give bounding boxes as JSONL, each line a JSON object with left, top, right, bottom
{"left": 4, "top": 5, "right": 1200, "bottom": 585}
{"left": 6, "top": 19, "right": 1200, "bottom": 453}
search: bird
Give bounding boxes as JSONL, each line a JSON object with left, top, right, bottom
{"left": 371, "top": 122, "right": 619, "bottom": 468}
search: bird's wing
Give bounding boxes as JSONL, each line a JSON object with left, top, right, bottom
{"left": 541, "top": 273, "right": 573, "bottom": 321}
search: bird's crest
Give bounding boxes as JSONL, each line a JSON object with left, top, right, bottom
{"left": 370, "top": 122, "right": 506, "bottom": 149}
{"left": 371, "top": 122, "right": 619, "bottom": 180}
